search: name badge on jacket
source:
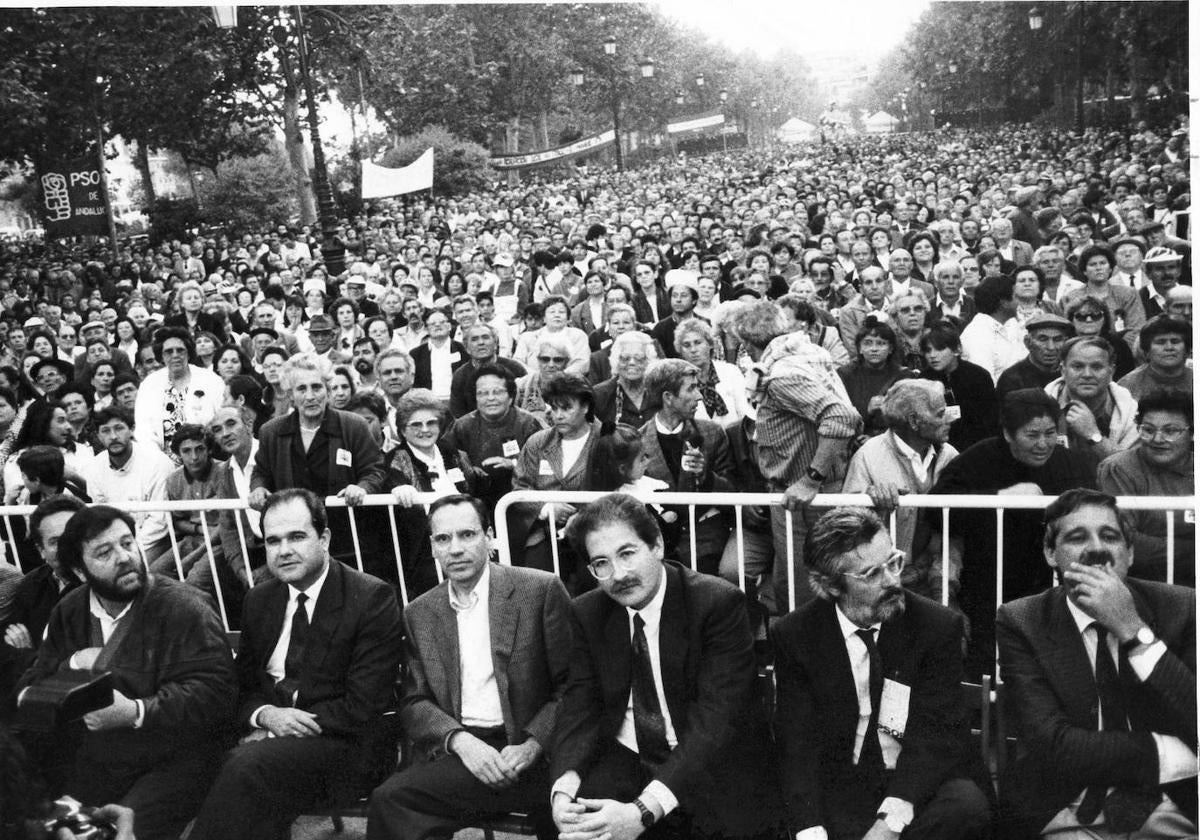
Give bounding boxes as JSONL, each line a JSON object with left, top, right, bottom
{"left": 502, "top": 440, "right": 520, "bottom": 458}
{"left": 878, "top": 678, "right": 910, "bottom": 739}
{"left": 336, "top": 448, "right": 353, "bottom": 467}
{"left": 538, "top": 459, "right": 555, "bottom": 477}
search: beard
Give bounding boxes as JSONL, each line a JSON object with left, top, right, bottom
{"left": 85, "top": 561, "right": 146, "bottom": 604}
{"left": 353, "top": 357, "right": 373, "bottom": 375}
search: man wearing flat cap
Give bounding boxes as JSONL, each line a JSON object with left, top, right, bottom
{"left": 303, "top": 313, "right": 350, "bottom": 366}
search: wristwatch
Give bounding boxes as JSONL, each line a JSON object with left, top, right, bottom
{"left": 1087, "top": 431, "right": 1103, "bottom": 445}
{"left": 805, "top": 466, "right": 826, "bottom": 483}
{"left": 634, "top": 798, "right": 656, "bottom": 829}
{"left": 1120, "top": 625, "right": 1157, "bottom": 654}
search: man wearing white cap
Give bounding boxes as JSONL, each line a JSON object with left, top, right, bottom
{"left": 1141, "top": 246, "right": 1183, "bottom": 319}
{"left": 651, "top": 270, "right": 703, "bottom": 359}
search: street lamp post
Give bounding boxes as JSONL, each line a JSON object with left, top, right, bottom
{"left": 719, "top": 87, "right": 728, "bottom": 153}
{"left": 218, "top": 6, "right": 344, "bottom": 273}
{"left": 574, "top": 38, "right": 653, "bottom": 172}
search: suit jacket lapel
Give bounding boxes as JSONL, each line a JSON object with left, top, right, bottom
{"left": 306, "top": 559, "right": 346, "bottom": 682}
{"left": 430, "top": 587, "right": 463, "bottom": 717}
{"left": 604, "top": 599, "right": 632, "bottom": 719}
{"left": 1041, "top": 589, "right": 1099, "bottom": 727}
{"left": 816, "top": 601, "right": 861, "bottom": 728}
{"left": 659, "top": 565, "right": 688, "bottom": 729}
{"left": 489, "top": 565, "right": 517, "bottom": 733}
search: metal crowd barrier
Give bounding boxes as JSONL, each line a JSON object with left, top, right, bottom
{"left": 0, "top": 492, "right": 1193, "bottom": 638}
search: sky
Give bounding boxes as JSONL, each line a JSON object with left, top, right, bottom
{"left": 651, "top": 0, "right": 932, "bottom": 61}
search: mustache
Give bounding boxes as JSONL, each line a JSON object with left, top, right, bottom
{"left": 610, "top": 577, "right": 641, "bottom": 593}
{"left": 1078, "top": 549, "right": 1115, "bottom": 568}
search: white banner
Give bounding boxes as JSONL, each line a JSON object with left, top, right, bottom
{"left": 667, "top": 113, "right": 724, "bottom": 135}
{"left": 361, "top": 148, "right": 434, "bottom": 199}
{"left": 490, "top": 130, "right": 615, "bottom": 170}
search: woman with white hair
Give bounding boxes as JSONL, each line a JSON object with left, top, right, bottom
{"left": 515, "top": 334, "right": 572, "bottom": 419}
{"left": 675, "top": 318, "right": 748, "bottom": 428}
{"left": 593, "top": 330, "right": 658, "bottom": 427}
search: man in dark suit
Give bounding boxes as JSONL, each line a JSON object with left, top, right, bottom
{"left": 650, "top": 271, "right": 703, "bottom": 359}
{"left": 16, "top": 504, "right": 237, "bottom": 840}
{"left": 772, "top": 506, "right": 992, "bottom": 840}
{"left": 410, "top": 308, "right": 467, "bottom": 393}
{"left": 367, "top": 494, "right": 571, "bottom": 840}
{"left": 638, "top": 359, "right": 734, "bottom": 575}
{"left": 553, "top": 493, "right": 781, "bottom": 840}
{"left": 1, "top": 495, "right": 85, "bottom": 677}
{"left": 188, "top": 488, "right": 404, "bottom": 840}
{"left": 997, "top": 488, "right": 1197, "bottom": 838}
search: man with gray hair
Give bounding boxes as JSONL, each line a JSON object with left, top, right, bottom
{"left": 988, "top": 217, "right": 1034, "bottom": 266}
{"left": 448, "top": 322, "right": 526, "bottom": 419}
{"left": 843, "top": 380, "right": 960, "bottom": 594}
{"left": 772, "top": 505, "right": 991, "bottom": 840}
{"left": 250, "top": 353, "right": 389, "bottom": 574}
{"left": 1033, "top": 244, "right": 1084, "bottom": 303}
{"left": 928, "top": 262, "right": 976, "bottom": 325}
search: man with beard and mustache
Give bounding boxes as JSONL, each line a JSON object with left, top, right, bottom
{"left": 351, "top": 336, "right": 381, "bottom": 392}
{"left": 772, "top": 506, "right": 992, "bottom": 840}
{"left": 16, "top": 505, "right": 236, "bottom": 839}
{"left": 996, "top": 489, "right": 1197, "bottom": 839}
{"left": 84, "top": 406, "right": 175, "bottom": 560}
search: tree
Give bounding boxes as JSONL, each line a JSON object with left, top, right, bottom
{"left": 195, "top": 146, "right": 301, "bottom": 233}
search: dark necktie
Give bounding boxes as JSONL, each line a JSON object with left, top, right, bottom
{"left": 275, "top": 593, "right": 309, "bottom": 706}
{"left": 631, "top": 614, "right": 671, "bottom": 767}
{"left": 1077, "top": 625, "right": 1158, "bottom": 831}
{"left": 856, "top": 628, "right": 885, "bottom": 774}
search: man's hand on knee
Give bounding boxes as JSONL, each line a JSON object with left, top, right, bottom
{"left": 449, "top": 731, "right": 519, "bottom": 789}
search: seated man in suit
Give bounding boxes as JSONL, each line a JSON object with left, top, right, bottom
{"left": 367, "top": 494, "right": 571, "bottom": 840}
{"left": 997, "top": 488, "right": 1197, "bottom": 839}
{"left": 552, "top": 493, "right": 782, "bottom": 840}
{"left": 772, "top": 506, "right": 992, "bottom": 840}
{"left": 16, "top": 504, "right": 237, "bottom": 840}
{"left": 188, "top": 488, "right": 404, "bottom": 840}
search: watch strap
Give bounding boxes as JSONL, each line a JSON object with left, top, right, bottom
{"left": 634, "top": 798, "right": 655, "bottom": 828}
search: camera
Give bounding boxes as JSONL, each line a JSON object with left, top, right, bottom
{"left": 41, "top": 797, "right": 116, "bottom": 840}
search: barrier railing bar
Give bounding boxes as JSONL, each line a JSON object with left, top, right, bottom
{"left": 347, "top": 507, "right": 364, "bottom": 574}
{"left": 688, "top": 505, "right": 697, "bottom": 572}
{"left": 941, "top": 507, "right": 951, "bottom": 608}
{"left": 386, "top": 509, "right": 409, "bottom": 606}
{"left": 547, "top": 504, "right": 562, "bottom": 578}
{"left": 2, "top": 514, "right": 19, "bottom": 569}
{"left": 786, "top": 508, "right": 796, "bottom": 615}
{"left": 198, "top": 514, "right": 230, "bottom": 633}
{"left": 164, "top": 517, "right": 186, "bottom": 582}
{"left": 232, "top": 512, "right": 254, "bottom": 587}
{"left": 994, "top": 508, "right": 1004, "bottom": 686}
{"left": 734, "top": 505, "right": 746, "bottom": 594}
{"left": 1166, "top": 511, "right": 1175, "bottom": 585}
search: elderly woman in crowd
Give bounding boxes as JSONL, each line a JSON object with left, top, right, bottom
{"left": 593, "top": 330, "right": 658, "bottom": 428}
{"left": 134, "top": 326, "right": 226, "bottom": 455}
{"left": 387, "top": 387, "right": 475, "bottom": 600}
{"left": 515, "top": 294, "right": 589, "bottom": 374}
{"left": 1007, "top": 266, "right": 1063, "bottom": 347}
{"left": 442, "top": 363, "right": 544, "bottom": 510}
{"left": 1062, "top": 243, "right": 1147, "bottom": 350}
{"left": 516, "top": 333, "right": 571, "bottom": 417}
{"left": 675, "top": 317, "right": 748, "bottom": 428}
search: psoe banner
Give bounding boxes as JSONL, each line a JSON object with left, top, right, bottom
{"left": 667, "top": 112, "right": 725, "bottom": 136}
{"left": 490, "top": 129, "right": 615, "bottom": 171}
{"left": 39, "top": 160, "right": 110, "bottom": 237}
{"left": 362, "top": 148, "right": 435, "bottom": 199}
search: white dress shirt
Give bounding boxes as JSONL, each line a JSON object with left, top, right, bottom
{"left": 451, "top": 562, "right": 504, "bottom": 728}
{"left": 226, "top": 441, "right": 262, "bottom": 537}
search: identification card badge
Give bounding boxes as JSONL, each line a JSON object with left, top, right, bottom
{"left": 944, "top": 405, "right": 962, "bottom": 422}
{"left": 1185, "top": 509, "right": 1196, "bottom": 525}
{"left": 538, "top": 459, "right": 555, "bottom": 477}
{"left": 1056, "top": 434, "right": 1070, "bottom": 449}
{"left": 878, "top": 678, "right": 911, "bottom": 739}
{"left": 600, "top": 339, "right": 612, "bottom": 349}
{"left": 336, "top": 448, "right": 353, "bottom": 467}
{"left": 502, "top": 439, "right": 520, "bottom": 458}
{"left": 445, "top": 467, "right": 466, "bottom": 484}
{"left": 449, "top": 352, "right": 461, "bottom": 363}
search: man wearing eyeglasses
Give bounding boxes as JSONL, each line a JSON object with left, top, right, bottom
{"left": 772, "top": 506, "right": 992, "bottom": 840}
{"left": 1098, "top": 392, "right": 1194, "bottom": 586}
{"left": 368, "top": 494, "right": 570, "bottom": 840}
{"left": 553, "top": 493, "right": 783, "bottom": 840}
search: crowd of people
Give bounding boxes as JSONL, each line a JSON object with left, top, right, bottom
{"left": 0, "top": 118, "right": 1195, "bottom": 840}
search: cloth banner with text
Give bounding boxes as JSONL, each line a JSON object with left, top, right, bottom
{"left": 666, "top": 111, "right": 726, "bottom": 137}
{"left": 39, "top": 159, "right": 111, "bottom": 237}
{"left": 490, "top": 129, "right": 616, "bottom": 171}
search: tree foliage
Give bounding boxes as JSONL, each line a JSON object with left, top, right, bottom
{"left": 194, "top": 147, "right": 301, "bottom": 233}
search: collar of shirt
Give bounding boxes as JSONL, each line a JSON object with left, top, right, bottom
{"left": 1065, "top": 596, "right": 1096, "bottom": 636}
{"left": 89, "top": 589, "right": 135, "bottom": 635}
{"left": 936, "top": 295, "right": 962, "bottom": 314}
{"left": 287, "top": 559, "right": 331, "bottom": 620}
{"left": 835, "top": 602, "right": 881, "bottom": 640}
{"left": 655, "top": 415, "right": 684, "bottom": 435}
{"left": 890, "top": 430, "right": 936, "bottom": 475}
{"left": 230, "top": 440, "right": 260, "bottom": 475}
{"left": 449, "top": 559, "right": 491, "bottom": 613}
{"left": 626, "top": 566, "right": 669, "bottom": 635}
